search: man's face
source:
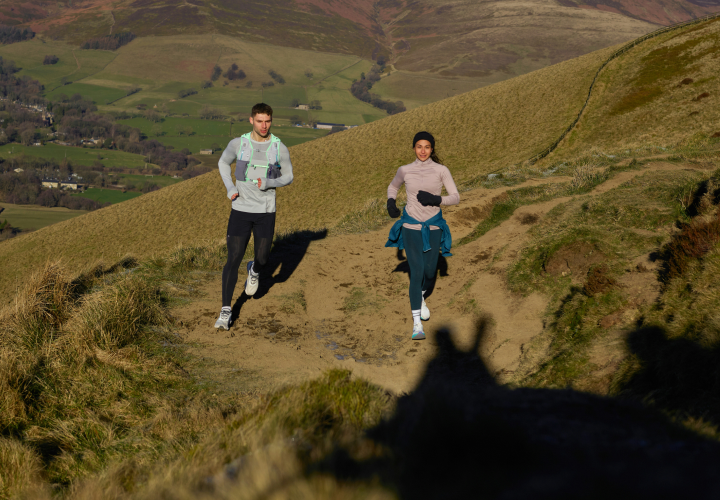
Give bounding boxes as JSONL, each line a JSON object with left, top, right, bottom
{"left": 249, "top": 113, "right": 272, "bottom": 137}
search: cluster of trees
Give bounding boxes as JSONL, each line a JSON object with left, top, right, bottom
{"left": 0, "top": 218, "right": 20, "bottom": 242}
{"left": 0, "top": 26, "right": 35, "bottom": 45}
{"left": 268, "top": 70, "right": 285, "bottom": 84}
{"left": 350, "top": 65, "right": 405, "bottom": 115}
{"left": 81, "top": 32, "right": 136, "bottom": 50}
{"left": 0, "top": 168, "right": 106, "bottom": 211}
{"left": 43, "top": 55, "right": 59, "bottom": 65}
{"left": 223, "top": 64, "right": 246, "bottom": 81}
{"left": 199, "top": 105, "right": 224, "bottom": 120}
{"left": 126, "top": 86, "right": 141, "bottom": 96}
{"left": 0, "top": 102, "right": 46, "bottom": 145}
{"left": 261, "top": 81, "right": 274, "bottom": 88}
{"left": 0, "top": 57, "right": 44, "bottom": 105}
{"left": 177, "top": 88, "right": 197, "bottom": 99}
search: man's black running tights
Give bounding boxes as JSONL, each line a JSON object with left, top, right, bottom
{"left": 221, "top": 210, "right": 276, "bottom": 307}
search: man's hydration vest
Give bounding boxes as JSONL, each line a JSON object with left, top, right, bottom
{"left": 235, "top": 133, "right": 282, "bottom": 185}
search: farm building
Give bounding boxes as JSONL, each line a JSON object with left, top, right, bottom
{"left": 199, "top": 149, "right": 213, "bottom": 155}
{"left": 42, "top": 179, "right": 60, "bottom": 189}
{"left": 315, "top": 122, "right": 345, "bottom": 130}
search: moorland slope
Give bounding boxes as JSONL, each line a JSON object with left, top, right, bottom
{"left": 1, "top": 15, "right": 720, "bottom": 304}
{"left": 0, "top": 43, "right": 614, "bottom": 304}
{"left": 9, "top": 0, "right": 717, "bottom": 95}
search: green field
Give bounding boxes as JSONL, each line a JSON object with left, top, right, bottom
{"left": 0, "top": 35, "right": 399, "bottom": 127}
{"left": 45, "top": 82, "right": 128, "bottom": 104}
{"left": 0, "top": 144, "right": 152, "bottom": 169}
{"left": 72, "top": 188, "right": 142, "bottom": 204}
{"left": 0, "top": 202, "right": 87, "bottom": 231}
{"left": 113, "top": 173, "right": 182, "bottom": 189}
{"left": 110, "top": 117, "right": 329, "bottom": 153}
{"left": 0, "top": 39, "right": 117, "bottom": 91}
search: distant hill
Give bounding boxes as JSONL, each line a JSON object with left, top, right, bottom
{"left": 4, "top": 0, "right": 716, "bottom": 84}
{"left": 1, "top": 14, "right": 719, "bottom": 303}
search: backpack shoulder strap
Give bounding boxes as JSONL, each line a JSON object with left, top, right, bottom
{"left": 269, "top": 134, "right": 281, "bottom": 164}
{"left": 237, "top": 133, "right": 251, "bottom": 161}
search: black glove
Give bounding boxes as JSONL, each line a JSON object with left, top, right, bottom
{"left": 387, "top": 198, "right": 401, "bottom": 218}
{"left": 417, "top": 190, "right": 442, "bottom": 207}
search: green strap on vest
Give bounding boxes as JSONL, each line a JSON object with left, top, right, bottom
{"left": 239, "top": 133, "right": 280, "bottom": 184}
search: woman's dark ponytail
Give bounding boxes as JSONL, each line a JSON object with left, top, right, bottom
{"left": 430, "top": 151, "right": 442, "bottom": 165}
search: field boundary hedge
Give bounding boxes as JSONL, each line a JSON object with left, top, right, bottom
{"left": 526, "top": 12, "right": 720, "bottom": 165}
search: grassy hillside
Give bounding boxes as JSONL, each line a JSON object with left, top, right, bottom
{"left": 549, "top": 16, "right": 720, "bottom": 159}
{"left": 1, "top": 15, "right": 719, "bottom": 304}
{"left": 0, "top": 42, "right": 616, "bottom": 304}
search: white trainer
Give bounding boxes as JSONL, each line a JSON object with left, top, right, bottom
{"left": 421, "top": 299, "right": 430, "bottom": 321}
{"left": 245, "top": 261, "right": 259, "bottom": 296}
{"left": 411, "top": 322, "right": 426, "bottom": 340}
{"left": 214, "top": 308, "right": 232, "bottom": 330}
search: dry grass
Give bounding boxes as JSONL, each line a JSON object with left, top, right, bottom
{"left": 0, "top": 42, "right": 612, "bottom": 304}
{"left": 70, "top": 370, "right": 394, "bottom": 499}
{"left": 552, "top": 17, "right": 720, "bottom": 159}
{"left": 0, "top": 261, "right": 231, "bottom": 494}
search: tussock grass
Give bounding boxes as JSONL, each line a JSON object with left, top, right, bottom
{"left": 459, "top": 162, "right": 616, "bottom": 246}
{"left": 554, "top": 17, "right": 720, "bottom": 159}
{"left": 0, "top": 437, "right": 48, "bottom": 500}
{"left": 0, "top": 260, "right": 241, "bottom": 494}
{"left": 611, "top": 246, "right": 720, "bottom": 428}
{"left": 72, "top": 370, "right": 393, "bottom": 499}
{"left": 509, "top": 168, "right": 716, "bottom": 390}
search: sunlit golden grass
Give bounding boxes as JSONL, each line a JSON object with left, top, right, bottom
{"left": 0, "top": 45, "right": 614, "bottom": 303}
{"left": 551, "top": 17, "right": 720, "bottom": 160}
{"left": 0, "top": 261, "right": 240, "bottom": 494}
{"left": 70, "top": 369, "right": 393, "bottom": 500}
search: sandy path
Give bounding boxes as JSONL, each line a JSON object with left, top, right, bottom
{"left": 174, "top": 161, "right": 708, "bottom": 395}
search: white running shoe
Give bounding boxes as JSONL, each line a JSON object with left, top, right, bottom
{"left": 214, "top": 308, "right": 232, "bottom": 330}
{"left": 412, "top": 322, "right": 426, "bottom": 340}
{"left": 421, "top": 299, "right": 430, "bottom": 321}
{"left": 245, "top": 261, "right": 259, "bottom": 296}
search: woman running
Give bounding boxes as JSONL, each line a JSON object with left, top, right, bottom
{"left": 386, "top": 131, "right": 459, "bottom": 340}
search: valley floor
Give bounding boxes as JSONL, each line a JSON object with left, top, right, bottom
{"left": 174, "top": 157, "right": 712, "bottom": 396}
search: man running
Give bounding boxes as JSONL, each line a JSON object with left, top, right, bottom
{"left": 214, "top": 102, "right": 294, "bottom": 330}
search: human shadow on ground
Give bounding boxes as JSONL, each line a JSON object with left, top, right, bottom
{"left": 312, "top": 318, "right": 720, "bottom": 499}
{"left": 231, "top": 229, "right": 326, "bottom": 318}
{"left": 615, "top": 325, "right": 720, "bottom": 430}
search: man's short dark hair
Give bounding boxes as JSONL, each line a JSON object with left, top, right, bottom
{"left": 251, "top": 103, "right": 273, "bottom": 118}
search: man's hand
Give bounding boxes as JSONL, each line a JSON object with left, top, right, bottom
{"left": 231, "top": 193, "right": 239, "bottom": 201}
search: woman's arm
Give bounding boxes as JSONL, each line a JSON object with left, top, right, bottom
{"left": 440, "top": 166, "right": 460, "bottom": 206}
{"left": 387, "top": 167, "right": 405, "bottom": 200}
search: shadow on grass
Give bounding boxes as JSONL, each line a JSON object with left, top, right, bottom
{"left": 311, "top": 318, "right": 720, "bottom": 499}
{"left": 232, "top": 229, "right": 326, "bottom": 317}
{"left": 615, "top": 325, "right": 720, "bottom": 430}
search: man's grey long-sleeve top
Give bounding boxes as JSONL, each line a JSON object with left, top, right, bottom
{"left": 218, "top": 136, "right": 294, "bottom": 213}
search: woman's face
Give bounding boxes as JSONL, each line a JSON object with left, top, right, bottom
{"left": 414, "top": 140, "right": 432, "bottom": 162}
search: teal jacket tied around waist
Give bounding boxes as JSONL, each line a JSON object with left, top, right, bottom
{"left": 386, "top": 208, "right": 453, "bottom": 257}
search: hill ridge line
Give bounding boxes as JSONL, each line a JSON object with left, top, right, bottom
{"left": 525, "top": 11, "right": 720, "bottom": 166}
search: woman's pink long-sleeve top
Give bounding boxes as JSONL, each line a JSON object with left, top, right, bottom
{"left": 387, "top": 157, "right": 460, "bottom": 230}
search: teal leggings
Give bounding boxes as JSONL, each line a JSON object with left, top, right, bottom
{"left": 402, "top": 227, "right": 441, "bottom": 310}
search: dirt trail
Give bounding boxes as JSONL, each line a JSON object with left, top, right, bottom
{"left": 175, "top": 161, "right": 708, "bottom": 395}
